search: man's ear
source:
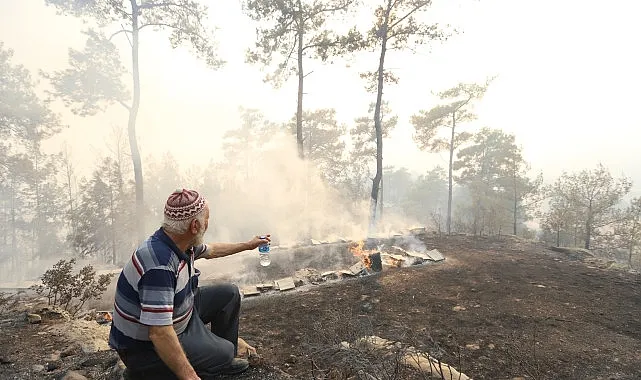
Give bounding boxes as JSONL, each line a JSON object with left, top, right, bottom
{"left": 190, "top": 219, "right": 199, "bottom": 234}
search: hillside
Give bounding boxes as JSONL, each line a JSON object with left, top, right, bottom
{"left": 1, "top": 235, "right": 640, "bottom": 380}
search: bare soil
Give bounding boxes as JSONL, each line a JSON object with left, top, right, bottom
{"left": 1, "top": 235, "right": 640, "bottom": 379}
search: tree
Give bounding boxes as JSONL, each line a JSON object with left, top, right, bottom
{"left": 351, "top": 101, "right": 397, "bottom": 160}
{"left": 545, "top": 164, "right": 632, "bottom": 249}
{"left": 44, "top": 0, "right": 223, "bottom": 240}
{"left": 611, "top": 197, "right": 641, "bottom": 266}
{"left": 0, "top": 43, "right": 62, "bottom": 276}
{"left": 411, "top": 81, "right": 489, "bottom": 235}
{"left": 360, "top": 0, "right": 446, "bottom": 233}
{"left": 243, "top": 0, "right": 359, "bottom": 159}
{"left": 72, "top": 157, "right": 135, "bottom": 264}
{"left": 287, "top": 108, "right": 347, "bottom": 183}
{"left": 222, "top": 108, "right": 276, "bottom": 182}
{"left": 402, "top": 166, "right": 448, "bottom": 229}
{"left": 454, "top": 128, "right": 532, "bottom": 236}
{"left": 351, "top": 101, "right": 397, "bottom": 217}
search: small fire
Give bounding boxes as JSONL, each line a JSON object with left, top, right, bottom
{"left": 349, "top": 240, "right": 373, "bottom": 269}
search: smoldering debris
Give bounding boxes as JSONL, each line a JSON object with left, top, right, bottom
{"left": 206, "top": 233, "right": 447, "bottom": 299}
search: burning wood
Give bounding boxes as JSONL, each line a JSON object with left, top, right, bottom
{"left": 349, "top": 241, "right": 382, "bottom": 272}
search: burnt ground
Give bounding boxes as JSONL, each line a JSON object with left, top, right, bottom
{"left": 1, "top": 235, "right": 640, "bottom": 380}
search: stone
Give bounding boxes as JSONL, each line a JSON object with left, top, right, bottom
{"left": 349, "top": 262, "right": 366, "bottom": 275}
{"left": 32, "top": 364, "right": 45, "bottom": 372}
{"left": 46, "top": 361, "right": 60, "bottom": 371}
{"left": 0, "top": 356, "right": 13, "bottom": 364}
{"left": 60, "top": 344, "right": 81, "bottom": 358}
{"left": 256, "top": 282, "right": 274, "bottom": 291}
{"left": 63, "top": 371, "right": 89, "bottom": 380}
{"left": 27, "top": 313, "right": 42, "bottom": 324}
{"left": 37, "top": 306, "right": 71, "bottom": 321}
{"left": 425, "top": 249, "right": 445, "bottom": 261}
{"left": 275, "top": 277, "right": 295, "bottom": 291}
{"left": 321, "top": 271, "right": 338, "bottom": 279}
{"left": 241, "top": 287, "right": 260, "bottom": 297}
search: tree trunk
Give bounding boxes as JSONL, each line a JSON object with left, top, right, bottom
{"left": 129, "top": 1, "right": 145, "bottom": 242}
{"left": 369, "top": 17, "right": 389, "bottom": 235}
{"left": 296, "top": 0, "right": 304, "bottom": 159}
{"left": 65, "top": 156, "right": 76, "bottom": 254}
{"left": 585, "top": 203, "right": 593, "bottom": 249}
{"left": 110, "top": 187, "right": 116, "bottom": 265}
{"left": 513, "top": 168, "right": 518, "bottom": 236}
{"left": 447, "top": 113, "right": 455, "bottom": 235}
{"left": 379, "top": 173, "right": 384, "bottom": 222}
{"left": 556, "top": 228, "right": 560, "bottom": 246}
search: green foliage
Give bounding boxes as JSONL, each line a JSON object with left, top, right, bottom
{"left": 44, "top": 29, "right": 129, "bottom": 116}
{"left": 453, "top": 128, "right": 538, "bottom": 235}
{"left": 31, "top": 258, "right": 114, "bottom": 317}
{"left": 411, "top": 82, "right": 488, "bottom": 153}
{"left": 401, "top": 166, "right": 448, "bottom": 225}
{"left": 244, "top": 0, "right": 360, "bottom": 85}
{"left": 541, "top": 164, "right": 632, "bottom": 249}
{"left": 287, "top": 108, "right": 347, "bottom": 179}
{"left": 44, "top": 0, "right": 223, "bottom": 68}
{"left": 351, "top": 101, "right": 397, "bottom": 160}
{"left": 358, "top": 0, "right": 449, "bottom": 91}
{"left": 71, "top": 157, "right": 136, "bottom": 264}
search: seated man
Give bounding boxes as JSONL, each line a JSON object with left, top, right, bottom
{"left": 109, "top": 188, "right": 269, "bottom": 380}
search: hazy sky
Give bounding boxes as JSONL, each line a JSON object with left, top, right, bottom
{"left": 1, "top": 0, "right": 640, "bottom": 196}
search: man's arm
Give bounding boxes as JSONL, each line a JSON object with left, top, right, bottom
{"left": 197, "top": 235, "right": 270, "bottom": 260}
{"left": 149, "top": 325, "right": 200, "bottom": 380}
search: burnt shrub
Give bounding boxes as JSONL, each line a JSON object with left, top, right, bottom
{"left": 31, "top": 259, "right": 114, "bottom": 317}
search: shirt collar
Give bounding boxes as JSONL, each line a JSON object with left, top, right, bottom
{"left": 153, "top": 227, "right": 192, "bottom": 262}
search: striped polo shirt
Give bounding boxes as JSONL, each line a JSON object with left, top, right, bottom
{"left": 108, "top": 228, "right": 207, "bottom": 350}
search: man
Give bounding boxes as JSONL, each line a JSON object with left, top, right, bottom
{"left": 109, "top": 188, "right": 270, "bottom": 379}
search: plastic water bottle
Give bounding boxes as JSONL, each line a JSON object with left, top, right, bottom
{"left": 258, "top": 236, "right": 271, "bottom": 267}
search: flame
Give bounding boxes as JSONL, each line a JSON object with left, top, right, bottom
{"left": 349, "top": 240, "right": 373, "bottom": 269}
{"left": 104, "top": 312, "right": 112, "bottom": 322}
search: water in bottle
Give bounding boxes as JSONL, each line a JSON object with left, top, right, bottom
{"left": 258, "top": 236, "right": 270, "bottom": 267}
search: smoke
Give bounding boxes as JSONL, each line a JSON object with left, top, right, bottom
{"left": 188, "top": 131, "right": 371, "bottom": 245}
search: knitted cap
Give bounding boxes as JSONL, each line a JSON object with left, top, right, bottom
{"left": 164, "top": 188, "right": 206, "bottom": 221}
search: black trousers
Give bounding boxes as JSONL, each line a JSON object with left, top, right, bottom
{"left": 118, "top": 284, "right": 241, "bottom": 380}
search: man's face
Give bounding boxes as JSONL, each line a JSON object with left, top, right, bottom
{"left": 191, "top": 205, "right": 210, "bottom": 246}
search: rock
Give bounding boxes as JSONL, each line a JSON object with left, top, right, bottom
{"left": 33, "top": 306, "right": 71, "bottom": 322}
{"left": 63, "top": 371, "right": 89, "bottom": 380}
{"left": 60, "top": 344, "right": 81, "bottom": 358}
{"left": 111, "top": 359, "right": 126, "bottom": 378}
{"left": 32, "top": 364, "right": 45, "bottom": 372}
{"left": 27, "top": 313, "right": 42, "bottom": 324}
{"left": 46, "top": 361, "right": 60, "bottom": 371}
{"left": 80, "top": 357, "right": 104, "bottom": 367}
{"left": 0, "top": 356, "right": 13, "bottom": 364}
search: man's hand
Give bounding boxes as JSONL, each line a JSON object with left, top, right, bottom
{"left": 149, "top": 325, "right": 200, "bottom": 380}
{"left": 246, "top": 235, "right": 271, "bottom": 250}
{"left": 237, "top": 337, "right": 257, "bottom": 358}
{"left": 200, "top": 235, "right": 271, "bottom": 260}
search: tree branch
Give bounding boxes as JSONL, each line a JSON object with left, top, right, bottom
{"left": 108, "top": 29, "right": 132, "bottom": 41}
{"left": 118, "top": 100, "right": 131, "bottom": 111}
{"left": 138, "top": 1, "right": 191, "bottom": 10}
{"left": 389, "top": 1, "right": 430, "bottom": 30}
